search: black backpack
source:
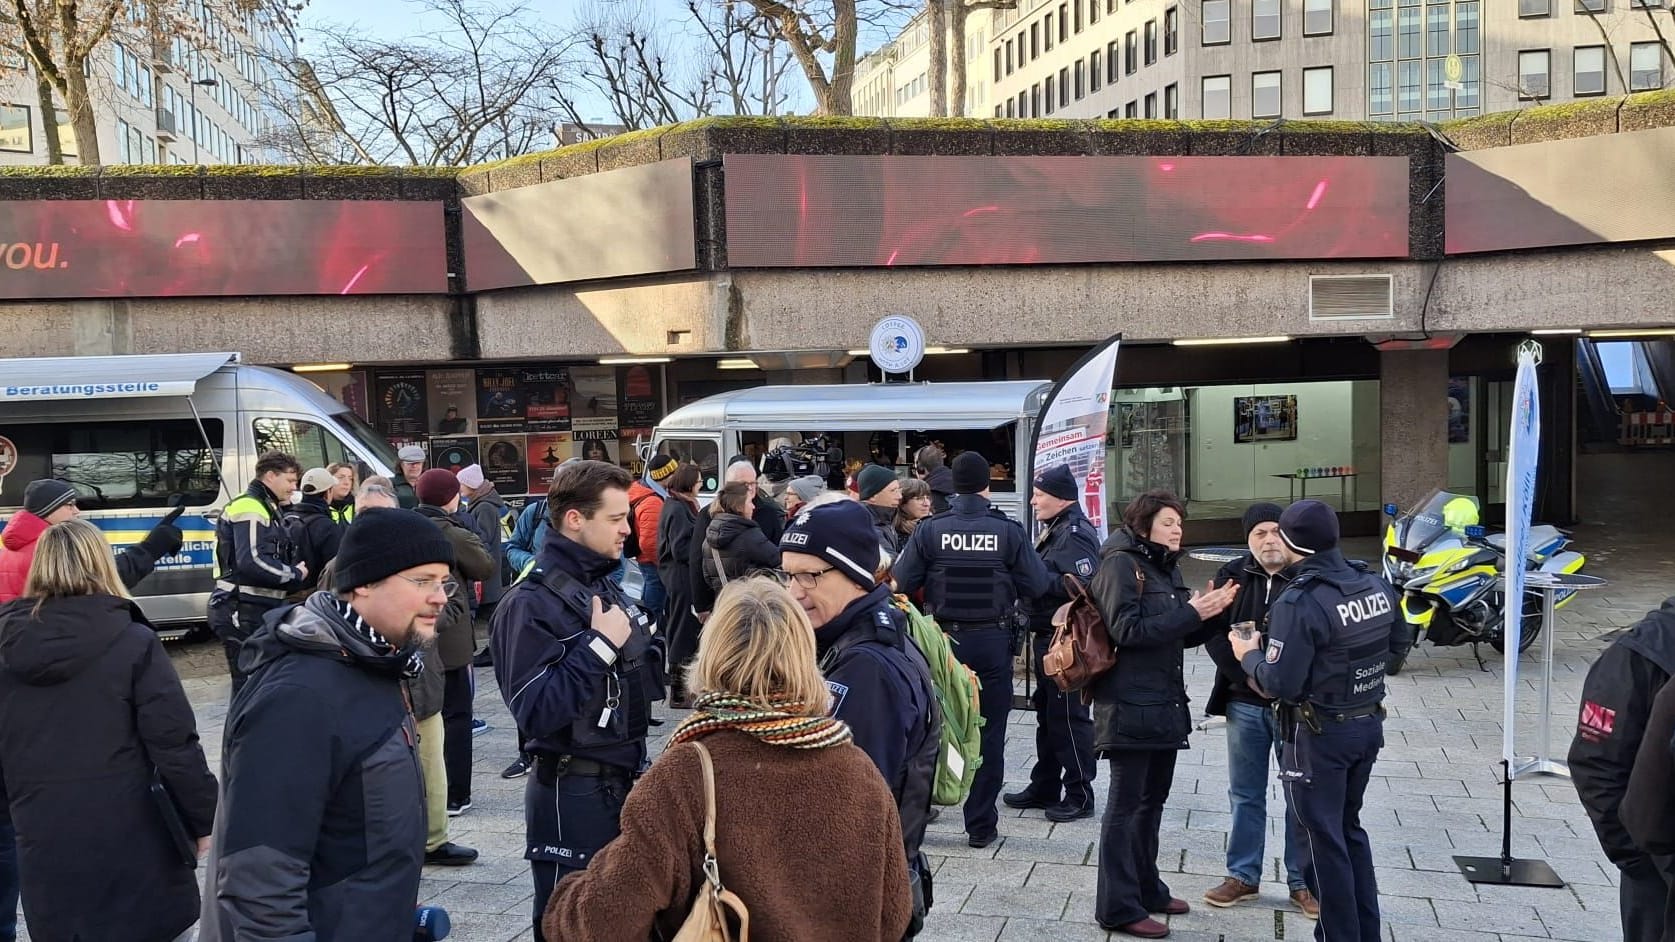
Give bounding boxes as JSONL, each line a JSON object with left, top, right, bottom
{"left": 623, "top": 492, "right": 658, "bottom": 561}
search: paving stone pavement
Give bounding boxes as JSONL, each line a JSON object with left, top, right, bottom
{"left": 25, "top": 452, "right": 1674, "bottom": 941}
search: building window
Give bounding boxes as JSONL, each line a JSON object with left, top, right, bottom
{"left": 995, "top": 48, "right": 1004, "bottom": 81}
{"left": 1398, "top": 5, "right": 1421, "bottom": 57}
{"left": 1253, "top": 0, "right": 1281, "bottom": 38}
{"left": 1574, "top": 45, "right": 1606, "bottom": 95}
{"left": 1304, "top": 0, "right": 1333, "bottom": 34}
{"left": 1075, "top": 59, "right": 1087, "bottom": 98}
{"left": 1045, "top": 75, "right": 1056, "bottom": 113}
{"left": 1304, "top": 66, "right": 1334, "bottom": 113}
{"left": 1369, "top": 62, "right": 1394, "bottom": 114}
{"left": 1398, "top": 59, "right": 1422, "bottom": 114}
{"left": 1032, "top": 83, "right": 1042, "bottom": 116}
{"left": 1252, "top": 70, "right": 1281, "bottom": 117}
{"left": 1631, "top": 0, "right": 1664, "bottom": 7}
{"left": 1007, "top": 38, "right": 1016, "bottom": 72}
{"left": 1143, "top": 21, "right": 1156, "bottom": 63}
{"left": 1519, "top": 49, "right": 1550, "bottom": 98}
{"left": 1045, "top": 14, "right": 1055, "bottom": 50}
{"left": 1107, "top": 41, "right": 1120, "bottom": 82}
{"left": 1631, "top": 41, "right": 1664, "bottom": 90}
{"left": 1575, "top": 0, "right": 1605, "bottom": 11}
{"left": 1426, "top": 58, "right": 1450, "bottom": 113}
{"left": 1091, "top": 0, "right": 1100, "bottom": 23}
{"left": 1126, "top": 100, "right": 1138, "bottom": 117}
{"left": 1165, "top": 6, "right": 1179, "bottom": 53}
{"left": 1459, "top": 54, "right": 1481, "bottom": 108}
{"left": 1001, "top": 103, "right": 1010, "bottom": 117}
{"left": 1144, "top": 92, "right": 1157, "bottom": 117}
{"left": 1165, "top": 82, "right": 1179, "bottom": 117}
{"left": 1370, "top": 10, "right": 1394, "bottom": 59}
{"left": 1031, "top": 22, "right": 1040, "bottom": 57}
{"left": 1075, "top": 0, "right": 1084, "bottom": 30}
{"left": 0, "top": 104, "right": 31, "bottom": 153}
{"left": 1426, "top": 4, "right": 1449, "bottom": 55}
{"left": 1455, "top": 1, "right": 1478, "bottom": 54}
{"left": 1060, "top": 2, "right": 1070, "bottom": 40}
{"left": 1092, "top": 49, "right": 1104, "bottom": 90}
{"left": 1202, "top": 74, "right": 1232, "bottom": 118}
{"left": 1059, "top": 67, "right": 1071, "bottom": 105}
{"left": 1203, "top": 0, "right": 1231, "bottom": 43}
{"left": 56, "top": 110, "right": 75, "bottom": 158}
{"left": 1519, "top": 0, "right": 1549, "bottom": 16}
{"left": 1019, "top": 91, "right": 1029, "bottom": 115}
{"left": 1125, "top": 31, "right": 1137, "bottom": 73}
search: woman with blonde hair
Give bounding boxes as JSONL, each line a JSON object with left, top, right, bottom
{"left": 0, "top": 519, "right": 218, "bottom": 942}
{"left": 546, "top": 577, "right": 912, "bottom": 941}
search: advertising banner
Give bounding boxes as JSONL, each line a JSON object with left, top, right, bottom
{"left": 1502, "top": 345, "right": 1542, "bottom": 765}
{"left": 1029, "top": 334, "right": 1123, "bottom": 540}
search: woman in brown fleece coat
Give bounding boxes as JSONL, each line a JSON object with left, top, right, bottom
{"left": 546, "top": 577, "right": 913, "bottom": 942}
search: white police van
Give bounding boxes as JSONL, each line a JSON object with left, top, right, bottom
{"left": 0, "top": 353, "right": 399, "bottom": 627}
{"left": 650, "top": 381, "right": 1053, "bottom": 522}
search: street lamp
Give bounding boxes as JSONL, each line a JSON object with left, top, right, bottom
{"left": 189, "top": 77, "right": 218, "bottom": 164}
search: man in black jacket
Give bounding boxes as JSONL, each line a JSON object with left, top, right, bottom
{"left": 1199, "top": 503, "right": 1317, "bottom": 917}
{"left": 858, "top": 464, "right": 904, "bottom": 556}
{"left": 1570, "top": 598, "right": 1675, "bottom": 942}
{"left": 1005, "top": 464, "right": 1100, "bottom": 823}
{"left": 202, "top": 508, "right": 452, "bottom": 942}
{"left": 688, "top": 460, "right": 782, "bottom": 615}
{"left": 914, "top": 445, "right": 955, "bottom": 515}
{"left": 281, "top": 468, "right": 345, "bottom": 602}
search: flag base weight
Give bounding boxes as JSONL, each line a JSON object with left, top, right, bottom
{"left": 1453, "top": 855, "right": 1565, "bottom": 888}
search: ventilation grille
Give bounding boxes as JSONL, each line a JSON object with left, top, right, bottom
{"left": 1309, "top": 274, "right": 1394, "bottom": 321}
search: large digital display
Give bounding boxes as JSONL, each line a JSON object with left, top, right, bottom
{"left": 0, "top": 200, "right": 447, "bottom": 299}
{"left": 722, "top": 154, "right": 1411, "bottom": 267}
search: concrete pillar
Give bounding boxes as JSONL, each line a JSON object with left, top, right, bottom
{"left": 1379, "top": 348, "right": 1449, "bottom": 511}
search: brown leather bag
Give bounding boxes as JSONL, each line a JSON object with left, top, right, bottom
{"left": 1042, "top": 564, "right": 1142, "bottom": 694}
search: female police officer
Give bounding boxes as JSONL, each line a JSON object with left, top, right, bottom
{"left": 1231, "top": 500, "right": 1408, "bottom": 942}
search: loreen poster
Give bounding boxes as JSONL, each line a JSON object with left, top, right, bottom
{"left": 1029, "top": 334, "right": 1123, "bottom": 542}
{"left": 1502, "top": 343, "right": 1542, "bottom": 769}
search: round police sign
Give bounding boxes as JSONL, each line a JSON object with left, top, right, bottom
{"left": 868, "top": 315, "right": 927, "bottom": 374}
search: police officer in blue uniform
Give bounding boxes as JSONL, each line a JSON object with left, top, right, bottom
{"left": 895, "top": 451, "right": 1051, "bottom": 847}
{"left": 1004, "top": 463, "right": 1100, "bottom": 822}
{"left": 1232, "top": 500, "right": 1408, "bottom": 942}
{"left": 490, "top": 461, "right": 657, "bottom": 941}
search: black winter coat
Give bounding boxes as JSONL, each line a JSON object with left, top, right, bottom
{"left": 416, "top": 505, "right": 495, "bottom": 670}
{"left": 1200, "top": 554, "right": 1295, "bottom": 717}
{"left": 1088, "top": 529, "right": 1216, "bottom": 753}
{"left": 284, "top": 497, "right": 343, "bottom": 601}
{"left": 921, "top": 467, "right": 955, "bottom": 515}
{"left": 702, "top": 512, "right": 782, "bottom": 590}
{"left": 0, "top": 595, "right": 217, "bottom": 942}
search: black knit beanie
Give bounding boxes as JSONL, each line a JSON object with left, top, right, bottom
{"left": 952, "top": 452, "right": 990, "bottom": 494}
{"left": 333, "top": 508, "right": 456, "bottom": 590}
{"left": 1241, "top": 502, "right": 1283, "bottom": 537}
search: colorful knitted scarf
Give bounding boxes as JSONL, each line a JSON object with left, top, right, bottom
{"left": 671, "top": 692, "right": 853, "bottom": 750}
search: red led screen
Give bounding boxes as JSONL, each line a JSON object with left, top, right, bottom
{"left": 0, "top": 200, "right": 447, "bottom": 299}
{"left": 723, "top": 154, "right": 1410, "bottom": 267}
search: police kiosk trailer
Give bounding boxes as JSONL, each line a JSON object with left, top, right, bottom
{"left": 0, "top": 353, "right": 400, "bottom": 628}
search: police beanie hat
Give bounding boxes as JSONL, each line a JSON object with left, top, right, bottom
{"left": 952, "top": 451, "right": 990, "bottom": 494}
{"left": 647, "top": 453, "right": 679, "bottom": 483}
{"left": 23, "top": 479, "right": 76, "bottom": 518}
{"left": 1033, "top": 464, "right": 1077, "bottom": 502}
{"left": 1279, "top": 499, "right": 1339, "bottom": 556}
{"left": 414, "top": 468, "right": 461, "bottom": 507}
{"left": 857, "top": 464, "right": 897, "bottom": 501}
{"left": 1241, "top": 502, "right": 1284, "bottom": 537}
{"left": 780, "top": 500, "right": 880, "bottom": 590}
{"left": 334, "top": 508, "right": 456, "bottom": 590}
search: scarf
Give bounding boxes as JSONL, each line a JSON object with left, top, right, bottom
{"left": 334, "top": 598, "right": 426, "bottom": 679}
{"left": 671, "top": 692, "right": 853, "bottom": 750}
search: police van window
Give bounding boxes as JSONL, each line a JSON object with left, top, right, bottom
{"left": 330, "top": 411, "right": 401, "bottom": 479}
{"left": 660, "top": 438, "right": 720, "bottom": 492}
{"left": 254, "top": 418, "right": 355, "bottom": 473}
{"left": 0, "top": 419, "right": 224, "bottom": 511}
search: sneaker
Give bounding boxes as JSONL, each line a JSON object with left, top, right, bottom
{"left": 446, "top": 799, "right": 472, "bottom": 816}
{"left": 1290, "top": 888, "right": 1320, "bottom": 920}
{"left": 501, "top": 754, "right": 533, "bottom": 779}
{"left": 1002, "top": 788, "right": 1058, "bottom": 811}
{"left": 1045, "top": 800, "right": 1094, "bottom": 823}
{"left": 470, "top": 718, "right": 490, "bottom": 736}
{"left": 1203, "top": 877, "right": 1260, "bottom": 908}
{"left": 424, "top": 842, "right": 478, "bottom": 866}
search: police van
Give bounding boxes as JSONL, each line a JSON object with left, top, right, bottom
{"left": 650, "top": 381, "right": 1053, "bottom": 522}
{"left": 0, "top": 353, "right": 400, "bottom": 628}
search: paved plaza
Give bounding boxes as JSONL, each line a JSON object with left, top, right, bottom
{"left": 34, "top": 453, "right": 1675, "bottom": 941}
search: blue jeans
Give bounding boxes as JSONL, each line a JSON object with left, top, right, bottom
{"left": 1226, "top": 701, "right": 1308, "bottom": 890}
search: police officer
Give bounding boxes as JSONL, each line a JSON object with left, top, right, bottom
{"left": 1003, "top": 463, "right": 1099, "bottom": 822}
{"left": 209, "top": 450, "right": 307, "bottom": 695}
{"left": 1232, "top": 500, "right": 1407, "bottom": 942}
{"left": 490, "top": 461, "right": 656, "bottom": 941}
{"left": 895, "top": 451, "right": 1051, "bottom": 847}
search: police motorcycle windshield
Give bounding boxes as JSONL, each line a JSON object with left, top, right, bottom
{"left": 1394, "top": 490, "right": 1471, "bottom": 555}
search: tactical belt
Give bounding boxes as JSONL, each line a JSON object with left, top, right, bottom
{"left": 215, "top": 580, "right": 288, "bottom": 601}
{"left": 942, "top": 620, "right": 1006, "bottom": 631}
{"left": 534, "top": 753, "right": 634, "bottom": 780}
{"left": 1321, "top": 704, "right": 1386, "bottom": 723}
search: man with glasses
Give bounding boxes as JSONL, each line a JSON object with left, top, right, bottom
{"left": 201, "top": 508, "right": 455, "bottom": 940}
{"left": 491, "top": 460, "right": 657, "bottom": 941}
{"left": 779, "top": 500, "right": 940, "bottom": 936}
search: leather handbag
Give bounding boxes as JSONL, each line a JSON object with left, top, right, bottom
{"left": 672, "top": 740, "right": 751, "bottom": 942}
{"left": 1042, "top": 571, "right": 1128, "bottom": 694}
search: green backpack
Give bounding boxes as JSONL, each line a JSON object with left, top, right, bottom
{"left": 892, "top": 595, "right": 984, "bottom": 806}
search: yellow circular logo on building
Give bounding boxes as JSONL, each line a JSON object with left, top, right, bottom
{"left": 1444, "top": 54, "right": 1464, "bottom": 84}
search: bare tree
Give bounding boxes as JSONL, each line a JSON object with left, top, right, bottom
{"left": 258, "top": 0, "right": 561, "bottom": 165}
{"left": 949, "top": 0, "right": 1014, "bottom": 116}
{"left": 0, "top": 4, "right": 65, "bottom": 162}
{"left": 927, "top": 0, "right": 945, "bottom": 116}
{"left": 729, "top": 0, "right": 860, "bottom": 114}
{"left": 686, "top": 0, "right": 795, "bottom": 116}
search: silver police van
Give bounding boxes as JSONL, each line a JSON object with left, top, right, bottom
{"left": 0, "top": 353, "right": 399, "bottom": 627}
{"left": 651, "top": 380, "right": 1053, "bottom": 522}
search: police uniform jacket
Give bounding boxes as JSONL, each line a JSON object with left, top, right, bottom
{"left": 1027, "top": 504, "right": 1100, "bottom": 633}
{"left": 1242, "top": 549, "right": 1405, "bottom": 711}
{"left": 1200, "top": 554, "right": 1294, "bottom": 717}
{"left": 1088, "top": 528, "right": 1217, "bottom": 753}
{"left": 215, "top": 481, "right": 304, "bottom": 598}
{"left": 815, "top": 584, "right": 940, "bottom": 861}
{"left": 892, "top": 494, "right": 1050, "bottom": 626}
{"left": 1568, "top": 598, "right": 1675, "bottom": 869}
{"left": 490, "top": 529, "right": 653, "bottom": 773}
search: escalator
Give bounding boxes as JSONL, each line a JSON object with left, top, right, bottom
{"left": 1576, "top": 340, "right": 1619, "bottom": 444}
{"left": 1643, "top": 340, "right": 1675, "bottom": 406}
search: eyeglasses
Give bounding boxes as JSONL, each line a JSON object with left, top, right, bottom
{"left": 768, "top": 566, "right": 836, "bottom": 589}
{"left": 398, "top": 575, "right": 460, "bottom": 597}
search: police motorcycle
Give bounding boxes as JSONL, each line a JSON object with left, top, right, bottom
{"left": 1381, "top": 490, "right": 1585, "bottom": 673}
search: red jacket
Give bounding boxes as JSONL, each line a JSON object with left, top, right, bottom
{"left": 626, "top": 481, "right": 666, "bottom": 563}
{"left": 0, "top": 511, "right": 51, "bottom": 603}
